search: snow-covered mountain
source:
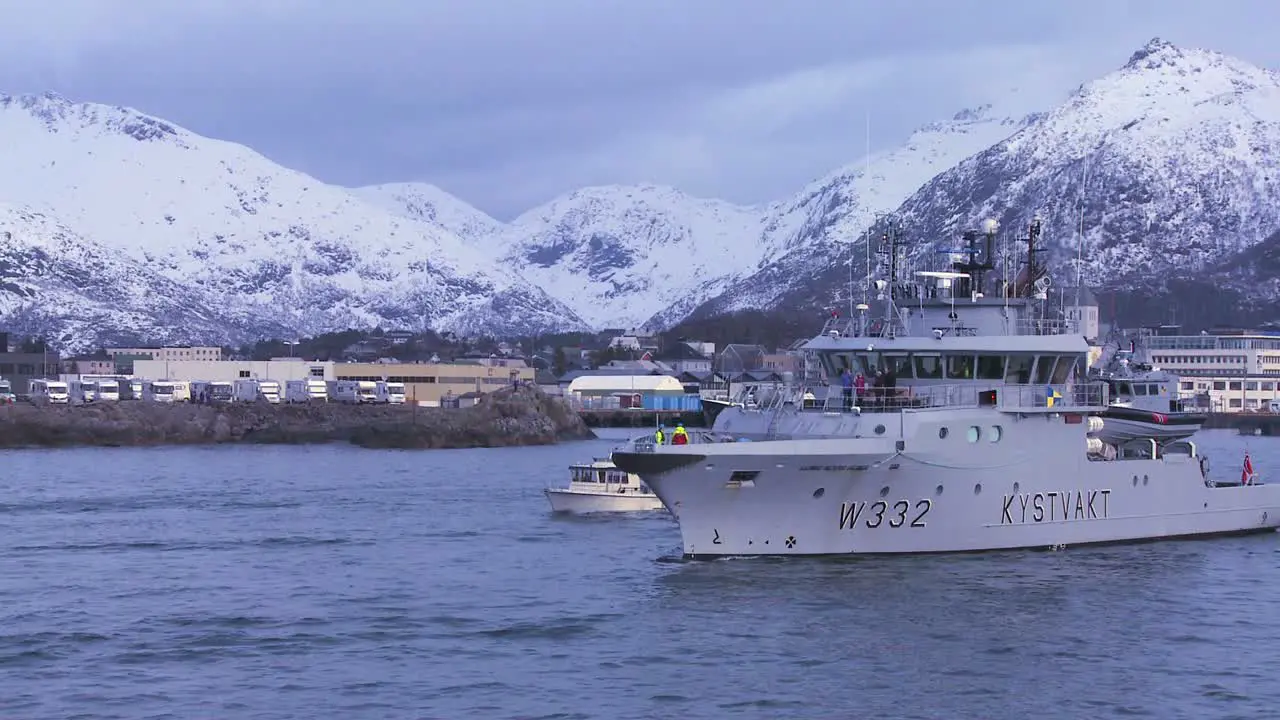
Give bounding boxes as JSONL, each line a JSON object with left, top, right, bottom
{"left": 353, "top": 182, "right": 504, "bottom": 243}
{"left": 732, "top": 38, "right": 1280, "bottom": 327}
{"left": 0, "top": 92, "right": 590, "bottom": 347}
{"left": 461, "top": 99, "right": 1043, "bottom": 331}
{"left": 678, "top": 99, "right": 1045, "bottom": 322}
{"left": 0, "top": 204, "right": 278, "bottom": 352}
{"left": 489, "top": 185, "right": 768, "bottom": 329}
{"left": 7, "top": 37, "right": 1276, "bottom": 346}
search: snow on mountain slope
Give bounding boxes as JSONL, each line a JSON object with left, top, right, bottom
{"left": 352, "top": 182, "right": 504, "bottom": 243}
{"left": 877, "top": 39, "right": 1280, "bottom": 306}
{"left": 0, "top": 204, "right": 276, "bottom": 352}
{"left": 671, "top": 99, "right": 1045, "bottom": 324}
{"left": 493, "top": 184, "right": 768, "bottom": 329}
{"left": 0, "top": 92, "right": 589, "bottom": 341}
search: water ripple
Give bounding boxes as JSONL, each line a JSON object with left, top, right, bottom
{"left": 0, "top": 434, "right": 1278, "bottom": 719}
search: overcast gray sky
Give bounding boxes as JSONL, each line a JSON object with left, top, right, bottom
{"left": 1, "top": 0, "right": 1275, "bottom": 219}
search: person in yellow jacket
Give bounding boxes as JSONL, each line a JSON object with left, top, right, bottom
{"left": 671, "top": 423, "right": 689, "bottom": 445}
{"left": 654, "top": 426, "right": 665, "bottom": 445}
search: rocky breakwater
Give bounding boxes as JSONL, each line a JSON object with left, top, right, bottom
{"left": 0, "top": 385, "right": 597, "bottom": 449}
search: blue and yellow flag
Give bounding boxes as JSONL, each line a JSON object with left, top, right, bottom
{"left": 1046, "top": 385, "right": 1062, "bottom": 407}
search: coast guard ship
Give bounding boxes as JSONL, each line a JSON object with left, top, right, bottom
{"left": 611, "top": 216, "right": 1280, "bottom": 558}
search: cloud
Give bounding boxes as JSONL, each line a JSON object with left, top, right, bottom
{"left": 2, "top": 0, "right": 1280, "bottom": 219}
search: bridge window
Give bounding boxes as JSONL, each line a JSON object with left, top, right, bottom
{"left": 975, "top": 355, "right": 1005, "bottom": 380}
{"left": 914, "top": 354, "right": 943, "bottom": 379}
{"left": 946, "top": 354, "right": 974, "bottom": 380}
{"left": 885, "top": 354, "right": 913, "bottom": 379}
{"left": 1052, "top": 356, "right": 1078, "bottom": 384}
{"left": 1134, "top": 384, "right": 1147, "bottom": 396}
{"left": 1032, "top": 355, "right": 1057, "bottom": 384}
{"left": 1005, "top": 355, "right": 1033, "bottom": 384}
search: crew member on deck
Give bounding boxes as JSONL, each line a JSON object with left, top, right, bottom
{"left": 841, "top": 368, "right": 854, "bottom": 410}
{"left": 654, "top": 426, "right": 666, "bottom": 445}
{"left": 672, "top": 423, "right": 689, "bottom": 445}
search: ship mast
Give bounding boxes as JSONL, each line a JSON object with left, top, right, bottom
{"left": 873, "top": 215, "right": 908, "bottom": 336}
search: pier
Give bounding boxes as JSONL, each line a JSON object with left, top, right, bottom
{"left": 1205, "top": 412, "right": 1280, "bottom": 436}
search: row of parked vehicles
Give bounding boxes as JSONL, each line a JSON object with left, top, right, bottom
{"left": 24, "top": 376, "right": 407, "bottom": 405}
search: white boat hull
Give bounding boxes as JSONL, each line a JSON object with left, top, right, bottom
{"left": 544, "top": 488, "right": 667, "bottom": 514}
{"left": 613, "top": 408, "right": 1280, "bottom": 558}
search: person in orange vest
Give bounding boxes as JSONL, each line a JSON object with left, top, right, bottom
{"left": 671, "top": 423, "right": 689, "bottom": 445}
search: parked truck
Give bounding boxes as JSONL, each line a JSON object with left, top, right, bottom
{"left": 0, "top": 378, "right": 14, "bottom": 404}
{"left": 385, "top": 381, "right": 406, "bottom": 404}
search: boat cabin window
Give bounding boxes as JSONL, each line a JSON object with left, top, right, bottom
{"left": 572, "top": 468, "right": 593, "bottom": 482}
{"left": 914, "top": 354, "right": 943, "bottom": 379}
{"left": 975, "top": 355, "right": 1005, "bottom": 380}
{"left": 1005, "top": 355, "right": 1033, "bottom": 384}
{"left": 1134, "top": 384, "right": 1148, "bottom": 396}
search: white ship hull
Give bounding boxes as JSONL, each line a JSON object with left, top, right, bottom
{"left": 613, "top": 407, "right": 1280, "bottom": 558}
{"left": 544, "top": 488, "right": 667, "bottom": 514}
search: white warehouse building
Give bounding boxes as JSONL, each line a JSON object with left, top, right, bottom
{"left": 133, "top": 359, "right": 336, "bottom": 383}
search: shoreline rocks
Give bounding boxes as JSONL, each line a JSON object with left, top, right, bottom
{"left": 0, "top": 385, "right": 597, "bottom": 449}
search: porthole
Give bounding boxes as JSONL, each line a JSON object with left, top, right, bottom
{"left": 967, "top": 426, "right": 981, "bottom": 443}
{"left": 974, "top": 483, "right": 983, "bottom": 495}
{"left": 935, "top": 484, "right": 944, "bottom": 496}
{"left": 1132, "top": 475, "right": 1139, "bottom": 487}
{"left": 1143, "top": 475, "right": 1149, "bottom": 486}
{"left": 874, "top": 424, "right": 886, "bottom": 435}
{"left": 813, "top": 487, "right": 825, "bottom": 499}
{"left": 880, "top": 486, "right": 890, "bottom": 498}
{"left": 939, "top": 427, "right": 949, "bottom": 439}
{"left": 989, "top": 425, "right": 1002, "bottom": 443}
{"left": 1012, "top": 482, "right": 1020, "bottom": 493}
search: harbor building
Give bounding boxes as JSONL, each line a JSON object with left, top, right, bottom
{"left": 107, "top": 345, "right": 223, "bottom": 374}
{"left": 133, "top": 359, "right": 335, "bottom": 383}
{"left": 1146, "top": 328, "right": 1280, "bottom": 412}
{"left": 334, "top": 359, "right": 534, "bottom": 405}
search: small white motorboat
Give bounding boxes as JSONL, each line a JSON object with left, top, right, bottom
{"left": 545, "top": 457, "right": 667, "bottom": 513}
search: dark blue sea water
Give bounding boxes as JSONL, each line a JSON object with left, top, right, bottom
{"left": 2, "top": 429, "right": 1278, "bottom": 719}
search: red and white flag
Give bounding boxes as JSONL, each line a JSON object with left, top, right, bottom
{"left": 1241, "top": 453, "right": 1256, "bottom": 486}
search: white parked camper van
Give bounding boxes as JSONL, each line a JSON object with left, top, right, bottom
{"left": 70, "top": 379, "right": 99, "bottom": 404}
{"left": 258, "top": 380, "right": 281, "bottom": 403}
{"left": 356, "top": 380, "right": 386, "bottom": 403}
{"left": 285, "top": 378, "right": 329, "bottom": 403}
{"left": 329, "top": 380, "right": 360, "bottom": 404}
{"left": 233, "top": 379, "right": 261, "bottom": 402}
{"left": 95, "top": 378, "right": 120, "bottom": 401}
{"left": 30, "top": 379, "right": 70, "bottom": 404}
{"left": 385, "top": 381, "right": 406, "bottom": 404}
{"left": 151, "top": 380, "right": 190, "bottom": 403}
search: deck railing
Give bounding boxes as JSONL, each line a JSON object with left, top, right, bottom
{"left": 727, "top": 381, "right": 1109, "bottom": 415}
